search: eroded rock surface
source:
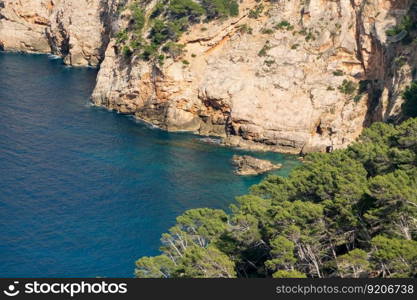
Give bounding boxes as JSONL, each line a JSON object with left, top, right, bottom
{"left": 0, "top": 0, "right": 122, "bottom": 66}
{"left": 232, "top": 155, "right": 282, "bottom": 176}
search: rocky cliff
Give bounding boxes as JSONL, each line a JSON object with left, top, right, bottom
{"left": 0, "top": 0, "right": 122, "bottom": 66}
{"left": 1, "top": 0, "right": 416, "bottom": 153}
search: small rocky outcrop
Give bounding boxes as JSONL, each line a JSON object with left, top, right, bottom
{"left": 232, "top": 155, "right": 282, "bottom": 176}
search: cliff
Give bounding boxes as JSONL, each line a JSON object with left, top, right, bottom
{"left": 0, "top": 0, "right": 122, "bottom": 66}
{"left": 1, "top": 0, "right": 416, "bottom": 153}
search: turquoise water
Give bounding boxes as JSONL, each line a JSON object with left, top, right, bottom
{"left": 0, "top": 52, "right": 299, "bottom": 277}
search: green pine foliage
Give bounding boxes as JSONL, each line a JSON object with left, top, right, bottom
{"left": 135, "top": 118, "right": 417, "bottom": 278}
{"left": 386, "top": 15, "right": 415, "bottom": 37}
{"left": 403, "top": 82, "right": 417, "bottom": 118}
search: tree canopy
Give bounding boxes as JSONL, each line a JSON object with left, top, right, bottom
{"left": 135, "top": 118, "right": 417, "bottom": 278}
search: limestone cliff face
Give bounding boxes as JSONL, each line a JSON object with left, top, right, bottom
{"left": 0, "top": 0, "right": 122, "bottom": 66}
{"left": 92, "top": 0, "right": 417, "bottom": 153}
{"left": 2, "top": 0, "right": 416, "bottom": 153}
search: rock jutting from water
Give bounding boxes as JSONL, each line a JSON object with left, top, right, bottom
{"left": 232, "top": 155, "right": 282, "bottom": 176}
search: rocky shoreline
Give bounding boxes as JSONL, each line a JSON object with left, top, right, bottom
{"left": 232, "top": 155, "right": 282, "bottom": 176}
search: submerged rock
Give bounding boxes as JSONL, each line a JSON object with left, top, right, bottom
{"left": 232, "top": 155, "right": 282, "bottom": 176}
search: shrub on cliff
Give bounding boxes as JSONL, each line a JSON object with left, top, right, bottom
{"left": 135, "top": 118, "right": 417, "bottom": 278}
{"left": 201, "top": 0, "right": 239, "bottom": 19}
{"left": 115, "top": 0, "right": 240, "bottom": 62}
{"left": 338, "top": 80, "right": 358, "bottom": 95}
{"left": 169, "top": 0, "right": 205, "bottom": 20}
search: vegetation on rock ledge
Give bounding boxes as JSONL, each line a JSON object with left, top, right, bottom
{"left": 115, "top": 0, "right": 239, "bottom": 63}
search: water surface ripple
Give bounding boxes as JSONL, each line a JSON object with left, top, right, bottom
{"left": 0, "top": 53, "right": 299, "bottom": 277}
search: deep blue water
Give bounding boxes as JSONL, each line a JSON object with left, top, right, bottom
{"left": 0, "top": 52, "right": 299, "bottom": 277}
